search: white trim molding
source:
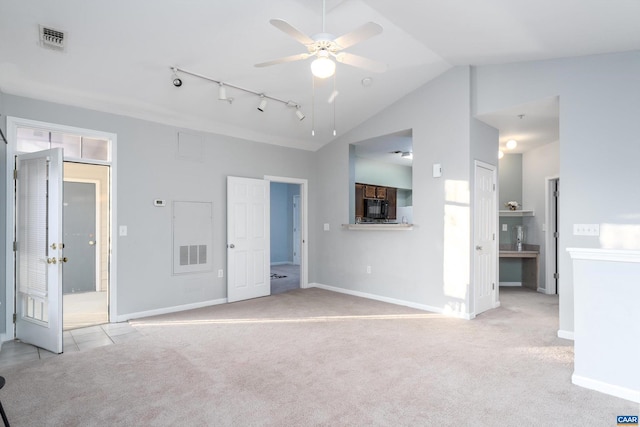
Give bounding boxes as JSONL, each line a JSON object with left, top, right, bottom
{"left": 115, "top": 298, "right": 227, "bottom": 322}
{"left": 572, "top": 374, "right": 640, "bottom": 404}
{"left": 308, "top": 283, "right": 474, "bottom": 320}
{"left": 557, "top": 330, "right": 574, "bottom": 340}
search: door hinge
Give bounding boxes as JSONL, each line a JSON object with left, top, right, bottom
{"left": 554, "top": 231, "right": 559, "bottom": 238}
{"left": 13, "top": 241, "right": 17, "bottom": 252}
{"left": 13, "top": 169, "right": 18, "bottom": 180}
{"left": 553, "top": 273, "right": 559, "bottom": 279}
{"left": 492, "top": 233, "right": 496, "bottom": 241}
{"left": 492, "top": 283, "right": 495, "bottom": 290}
{"left": 493, "top": 184, "right": 496, "bottom": 191}
{"left": 13, "top": 313, "right": 17, "bottom": 323}
{"left": 554, "top": 190, "right": 559, "bottom": 198}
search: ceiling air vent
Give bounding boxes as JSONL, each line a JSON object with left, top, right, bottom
{"left": 40, "top": 25, "right": 65, "bottom": 51}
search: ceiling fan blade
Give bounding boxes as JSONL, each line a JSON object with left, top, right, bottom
{"left": 333, "top": 22, "right": 383, "bottom": 50}
{"left": 270, "top": 19, "right": 315, "bottom": 46}
{"left": 255, "top": 53, "right": 311, "bottom": 68}
{"left": 335, "top": 52, "right": 387, "bottom": 73}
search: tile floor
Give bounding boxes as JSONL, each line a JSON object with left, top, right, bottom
{"left": 0, "top": 322, "right": 141, "bottom": 368}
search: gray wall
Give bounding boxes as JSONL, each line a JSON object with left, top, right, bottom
{"left": 522, "top": 140, "right": 560, "bottom": 289}
{"left": 1, "top": 93, "right": 316, "bottom": 322}
{"left": 498, "top": 153, "right": 522, "bottom": 207}
{"left": 314, "top": 66, "right": 496, "bottom": 317}
{"left": 355, "top": 156, "right": 412, "bottom": 189}
{"left": 270, "top": 182, "right": 299, "bottom": 264}
{"left": 475, "top": 50, "right": 640, "bottom": 335}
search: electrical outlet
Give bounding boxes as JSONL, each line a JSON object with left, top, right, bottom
{"left": 323, "top": 223, "right": 330, "bottom": 231}
{"left": 573, "top": 224, "right": 600, "bottom": 236}
{"left": 366, "top": 265, "right": 372, "bottom": 274}
{"left": 502, "top": 224, "right": 508, "bottom": 232}
{"left": 218, "top": 269, "right": 224, "bottom": 278}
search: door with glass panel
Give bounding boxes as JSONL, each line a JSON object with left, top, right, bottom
{"left": 15, "top": 148, "right": 64, "bottom": 354}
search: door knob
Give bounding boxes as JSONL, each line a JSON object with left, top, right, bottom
{"left": 47, "top": 257, "right": 57, "bottom": 264}
{"left": 62, "top": 257, "right": 68, "bottom": 263}
{"left": 475, "top": 245, "right": 483, "bottom": 250}
{"left": 89, "top": 240, "right": 96, "bottom": 246}
{"left": 229, "top": 244, "right": 235, "bottom": 249}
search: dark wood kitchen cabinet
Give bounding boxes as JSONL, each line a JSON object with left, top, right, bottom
{"left": 355, "top": 183, "right": 397, "bottom": 220}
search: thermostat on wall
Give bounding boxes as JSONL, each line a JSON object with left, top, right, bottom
{"left": 153, "top": 199, "right": 166, "bottom": 207}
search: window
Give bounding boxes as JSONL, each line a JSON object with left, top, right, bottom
{"left": 17, "top": 127, "right": 111, "bottom": 162}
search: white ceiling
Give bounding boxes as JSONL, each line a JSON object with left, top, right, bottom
{"left": 0, "top": 0, "right": 638, "bottom": 152}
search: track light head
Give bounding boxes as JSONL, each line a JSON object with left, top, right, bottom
{"left": 295, "top": 108, "right": 305, "bottom": 121}
{"left": 171, "top": 68, "right": 182, "bottom": 87}
{"left": 257, "top": 95, "right": 267, "bottom": 112}
{"left": 218, "top": 83, "right": 227, "bottom": 100}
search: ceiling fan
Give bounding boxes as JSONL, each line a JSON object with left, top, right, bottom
{"left": 255, "top": 1, "right": 387, "bottom": 79}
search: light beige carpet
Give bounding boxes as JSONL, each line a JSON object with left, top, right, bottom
{"left": 2, "top": 287, "right": 637, "bottom": 426}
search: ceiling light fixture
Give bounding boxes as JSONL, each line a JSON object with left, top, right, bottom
{"left": 171, "top": 67, "right": 182, "bottom": 87}
{"left": 310, "top": 50, "right": 336, "bottom": 79}
{"left": 401, "top": 151, "right": 413, "bottom": 159}
{"left": 170, "top": 66, "right": 304, "bottom": 122}
{"left": 257, "top": 95, "right": 268, "bottom": 112}
{"left": 506, "top": 139, "right": 518, "bottom": 150}
{"left": 499, "top": 150, "right": 505, "bottom": 159}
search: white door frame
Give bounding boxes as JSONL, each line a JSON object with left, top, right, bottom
{"left": 472, "top": 160, "right": 499, "bottom": 316}
{"left": 4, "top": 117, "right": 118, "bottom": 342}
{"left": 292, "top": 194, "right": 301, "bottom": 265}
{"left": 264, "top": 175, "right": 308, "bottom": 288}
{"left": 545, "top": 176, "right": 560, "bottom": 295}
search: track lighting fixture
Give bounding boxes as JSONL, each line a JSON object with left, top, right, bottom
{"left": 170, "top": 66, "right": 305, "bottom": 125}
{"left": 257, "top": 95, "right": 267, "bottom": 112}
{"left": 171, "top": 67, "right": 182, "bottom": 87}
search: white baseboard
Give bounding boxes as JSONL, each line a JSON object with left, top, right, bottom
{"left": 308, "top": 283, "right": 473, "bottom": 320}
{"left": 557, "top": 329, "right": 575, "bottom": 340}
{"left": 572, "top": 374, "right": 640, "bottom": 404}
{"left": 499, "top": 282, "right": 522, "bottom": 287}
{"left": 116, "top": 298, "right": 227, "bottom": 322}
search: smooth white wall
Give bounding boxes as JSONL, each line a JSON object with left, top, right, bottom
{"left": 475, "top": 50, "right": 640, "bottom": 334}
{"left": 0, "top": 93, "right": 316, "bottom": 322}
{"left": 522, "top": 141, "right": 560, "bottom": 289}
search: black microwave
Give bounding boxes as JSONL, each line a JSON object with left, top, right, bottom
{"left": 364, "top": 198, "right": 389, "bottom": 220}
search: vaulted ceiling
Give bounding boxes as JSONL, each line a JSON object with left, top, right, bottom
{"left": 1, "top": 0, "right": 638, "bottom": 151}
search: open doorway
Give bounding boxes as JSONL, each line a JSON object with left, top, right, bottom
{"left": 63, "top": 163, "right": 110, "bottom": 330}
{"left": 5, "top": 117, "right": 117, "bottom": 347}
{"left": 269, "top": 182, "right": 301, "bottom": 294}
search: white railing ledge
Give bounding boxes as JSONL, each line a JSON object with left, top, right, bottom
{"left": 567, "top": 248, "right": 640, "bottom": 263}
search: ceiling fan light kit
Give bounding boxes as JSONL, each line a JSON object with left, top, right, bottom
{"left": 310, "top": 51, "right": 336, "bottom": 79}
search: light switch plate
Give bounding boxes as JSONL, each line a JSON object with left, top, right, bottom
{"left": 323, "top": 223, "right": 330, "bottom": 231}
{"left": 433, "top": 163, "right": 442, "bottom": 178}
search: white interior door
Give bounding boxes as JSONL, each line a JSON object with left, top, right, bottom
{"left": 15, "top": 148, "right": 64, "bottom": 354}
{"left": 293, "top": 194, "right": 301, "bottom": 265}
{"left": 474, "top": 161, "right": 497, "bottom": 316}
{"left": 227, "top": 176, "right": 270, "bottom": 303}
